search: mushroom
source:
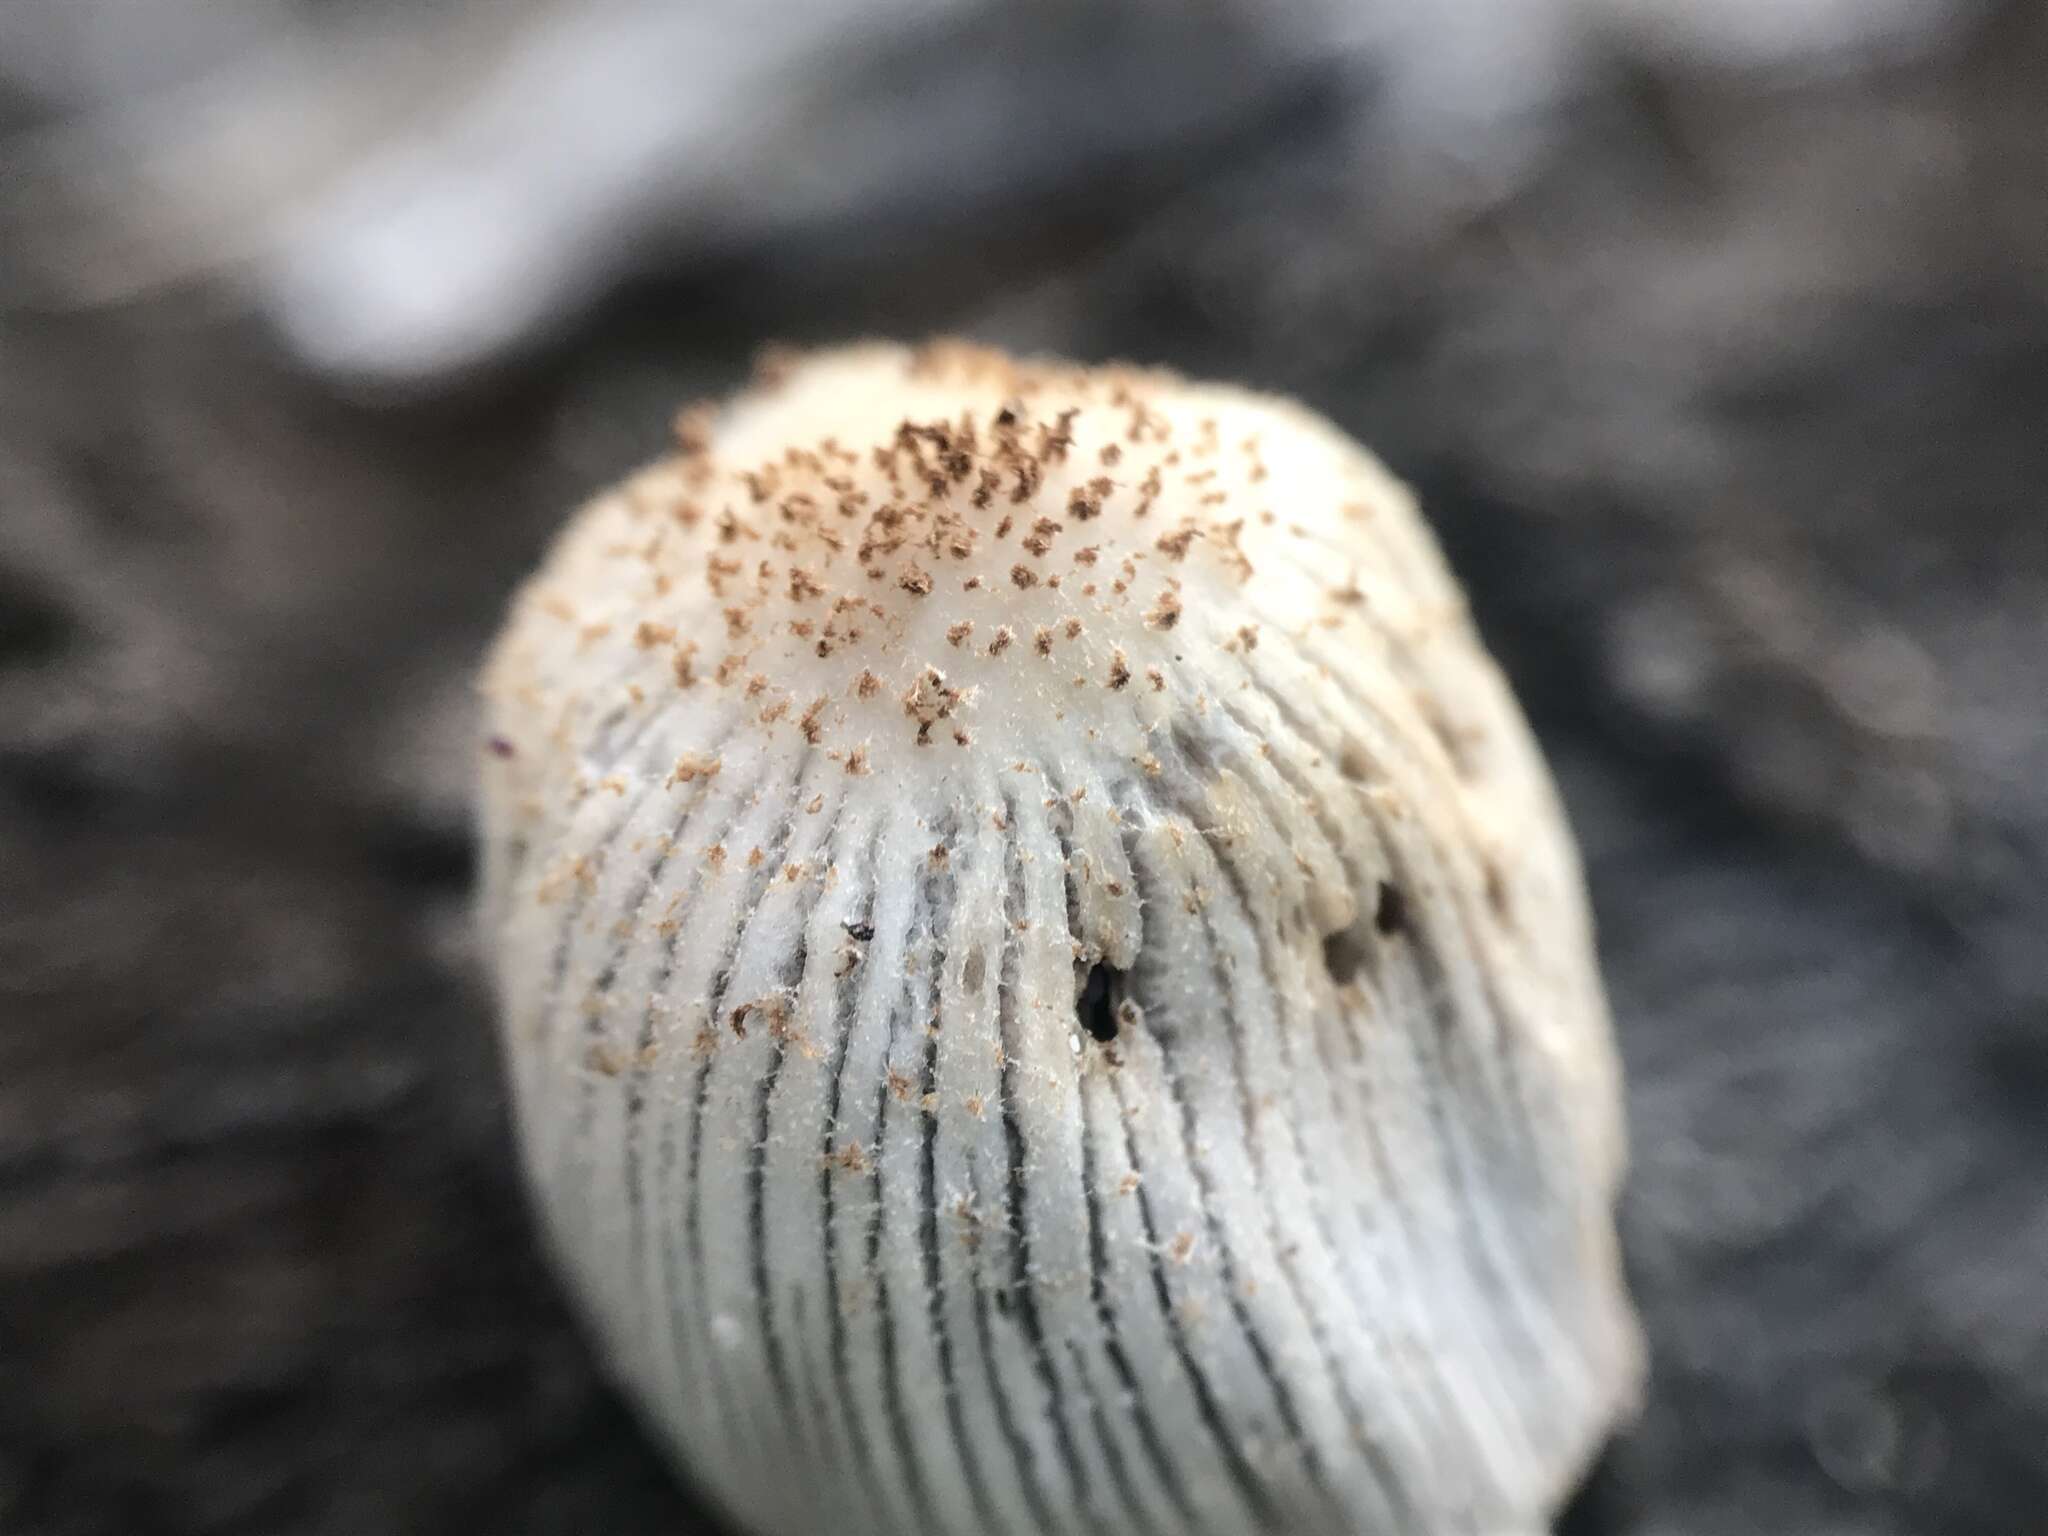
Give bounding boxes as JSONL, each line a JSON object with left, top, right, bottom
{"left": 478, "top": 340, "right": 1639, "bottom": 1536}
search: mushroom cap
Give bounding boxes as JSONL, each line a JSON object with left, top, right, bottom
{"left": 479, "top": 340, "right": 1639, "bottom": 1536}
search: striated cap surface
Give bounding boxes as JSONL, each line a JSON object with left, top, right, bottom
{"left": 479, "top": 340, "right": 1639, "bottom": 1536}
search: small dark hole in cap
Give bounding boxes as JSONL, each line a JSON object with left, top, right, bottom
{"left": 1373, "top": 881, "right": 1407, "bottom": 936}
{"left": 1483, "top": 858, "right": 1512, "bottom": 920}
{"left": 1323, "top": 930, "right": 1365, "bottom": 987}
{"left": 1078, "top": 963, "right": 1123, "bottom": 1042}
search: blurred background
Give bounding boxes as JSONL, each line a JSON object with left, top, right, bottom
{"left": 2, "top": 1, "right": 2044, "bottom": 1532}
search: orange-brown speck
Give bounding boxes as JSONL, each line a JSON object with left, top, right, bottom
{"left": 800, "top": 696, "right": 830, "bottom": 744}
{"left": 672, "top": 404, "right": 715, "bottom": 456}
{"left": 667, "top": 752, "right": 722, "bottom": 787}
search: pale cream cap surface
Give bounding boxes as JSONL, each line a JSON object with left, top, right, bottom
{"left": 480, "top": 340, "right": 1639, "bottom": 1536}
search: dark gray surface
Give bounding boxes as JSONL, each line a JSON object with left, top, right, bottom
{"left": 2, "top": 4, "right": 2044, "bottom": 1532}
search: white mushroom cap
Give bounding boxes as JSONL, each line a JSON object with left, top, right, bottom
{"left": 479, "top": 340, "right": 1639, "bottom": 1536}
